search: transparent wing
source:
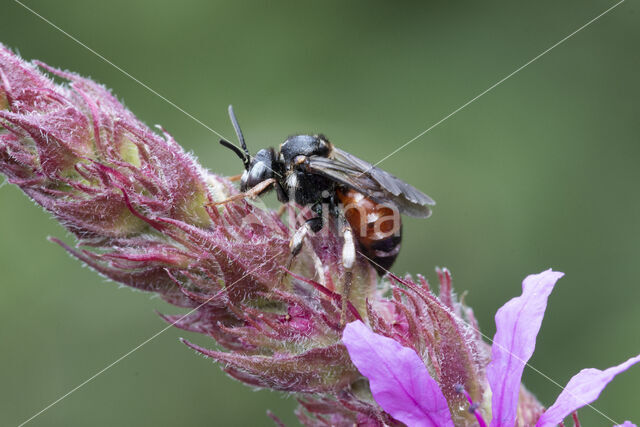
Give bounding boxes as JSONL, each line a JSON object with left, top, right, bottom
{"left": 306, "top": 148, "right": 435, "bottom": 218}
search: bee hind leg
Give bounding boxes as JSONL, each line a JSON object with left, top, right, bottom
{"left": 339, "top": 216, "right": 356, "bottom": 326}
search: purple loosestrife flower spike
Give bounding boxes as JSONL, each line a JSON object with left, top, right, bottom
{"left": 2, "top": 43, "right": 639, "bottom": 425}
{"left": 0, "top": 42, "right": 370, "bottom": 417}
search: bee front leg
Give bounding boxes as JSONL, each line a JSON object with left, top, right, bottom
{"left": 206, "top": 178, "right": 276, "bottom": 207}
{"left": 276, "top": 204, "right": 287, "bottom": 218}
{"left": 339, "top": 215, "right": 356, "bottom": 326}
{"left": 226, "top": 173, "right": 243, "bottom": 182}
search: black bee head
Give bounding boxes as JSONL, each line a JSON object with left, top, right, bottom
{"left": 280, "top": 134, "right": 332, "bottom": 164}
{"left": 240, "top": 148, "right": 276, "bottom": 192}
{"left": 219, "top": 105, "right": 276, "bottom": 193}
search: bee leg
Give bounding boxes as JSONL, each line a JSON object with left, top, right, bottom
{"left": 206, "top": 178, "right": 276, "bottom": 207}
{"left": 276, "top": 204, "right": 287, "bottom": 219}
{"left": 226, "top": 173, "right": 243, "bottom": 182}
{"left": 339, "top": 216, "right": 356, "bottom": 326}
{"left": 290, "top": 216, "right": 323, "bottom": 257}
{"left": 281, "top": 216, "right": 324, "bottom": 284}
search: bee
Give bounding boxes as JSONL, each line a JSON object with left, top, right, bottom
{"left": 217, "top": 106, "right": 434, "bottom": 319}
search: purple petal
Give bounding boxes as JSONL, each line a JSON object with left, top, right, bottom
{"left": 487, "top": 269, "right": 565, "bottom": 427}
{"left": 536, "top": 354, "right": 640, "bottom": 427}
{"left": 342, "top": 320, "right": 453, "bottom": 427}
{"left": 614, "top": 422, "right": 637, "bottom": 427}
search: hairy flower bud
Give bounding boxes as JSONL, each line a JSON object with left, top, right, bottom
{"left": 0, "top": 42, "right": 371, "bottom": 409}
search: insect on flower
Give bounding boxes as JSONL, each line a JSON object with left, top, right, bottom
{"left": 215, "top": 105, "right": 435, "bottom": 319}
{"left": 2, "top": 44, "right": 638, "bottom": 425}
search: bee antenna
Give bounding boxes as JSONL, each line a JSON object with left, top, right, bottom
{"left": 219, "top": 139, "right": 249, "bottom": 170}
{"left": 227, "top": 105, "right": 251, "bottom": 161}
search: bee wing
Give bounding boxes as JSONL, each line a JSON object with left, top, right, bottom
{"left": 306, "top": 148, "right": 435, "bottom": 218}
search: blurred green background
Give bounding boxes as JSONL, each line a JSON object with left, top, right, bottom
{"left": 1, "top": 1, "right": 639, "bottom": 425}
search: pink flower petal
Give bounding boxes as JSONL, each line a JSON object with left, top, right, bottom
{"left": 487, "top": 269, "right": 565, "bottom": 427}
{"left": 342, "top": 320, "right": 454, "bottom": 427}
{"left": 536, "top": 354, "right": 640, "bottom": 427}
{"left": 614, "top": 422, "right": 637, "bottom": 427}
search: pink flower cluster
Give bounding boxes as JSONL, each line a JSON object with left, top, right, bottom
{"left": 1, "top": 44, "right": 637, "bottom": 426}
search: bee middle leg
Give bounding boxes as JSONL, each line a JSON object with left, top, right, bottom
{"left": 278, "top": 214, "right": 324, "bottom": 287}
{"left": 288, "top": 215, "right": 323, "bottom": 261}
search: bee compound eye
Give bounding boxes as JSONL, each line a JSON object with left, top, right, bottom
{"left": 246, "top": 161, "right": 273, "bottom": 188}
{"left": 239, "top": 170, "right": 250, "bottom": 191}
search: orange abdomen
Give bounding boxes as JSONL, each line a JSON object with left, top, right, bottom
{"left": 337, "top": 188, "right": 402, "bottom": 275}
